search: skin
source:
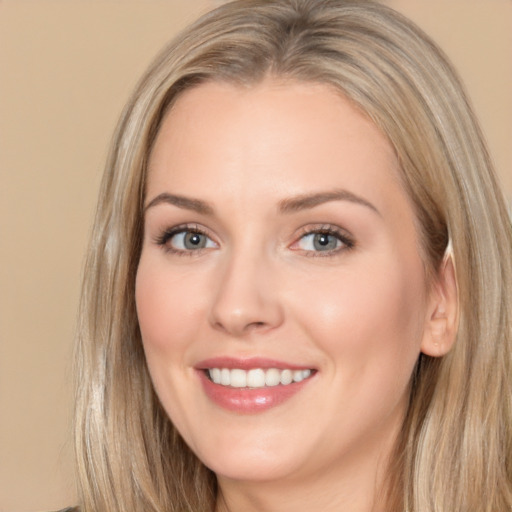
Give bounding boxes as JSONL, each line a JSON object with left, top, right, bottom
{"left": 135, "top": 80, "right": 456, "bottom": 512}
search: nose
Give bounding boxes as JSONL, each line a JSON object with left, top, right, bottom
{"left": 208, "top": 250, "right": 284, "bottom": 337}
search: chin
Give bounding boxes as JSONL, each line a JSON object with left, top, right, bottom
{"left": 188, "top": 430, "right": 308, "bottom": 483}
{"left": 205, "top": 454, "right": 299, "bottom": 483}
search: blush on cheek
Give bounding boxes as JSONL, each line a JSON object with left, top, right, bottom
{"left": 136, "top": 263, "right": 209, "bottom": 353}
{"left": 135, "top": 267, "right": 172, "bottom": 353}
{"left": 301, "top": 260, "right": 424, "bottom": 374}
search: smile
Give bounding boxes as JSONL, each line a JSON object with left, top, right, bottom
{"left": 207, "top": 368, "right": 313, "bottom": 388}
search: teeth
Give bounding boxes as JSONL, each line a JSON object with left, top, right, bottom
{"left": 221, "top": 368, "right": 230, "bottom": 386}
{"left": 265, "top": 368, "right": 281, "bottom": 387}
{"left": 230, "top": 369, "right": 247, "bottom": 388}
{"left": 293, "top": 369, "right": 304, "bottom": 382}
{"left": 211, "top": 368, "right": 221, "bottom": 383}
{"left": 280, "top": 369, "right": 293, "bottom": 385}
{"left": 207, "top": 367, "right": 313, "bottom": 388}
{"left": 247, "top": 368, "right": 265, "bottom": 387}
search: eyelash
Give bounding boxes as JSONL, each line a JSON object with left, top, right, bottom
{"left": 292, "top": 224, "right": 355, "bottom": 257}
{"left": 153, "top": 223, "right": 355, "bottom": 257}
{"left": 153, "top": 224, "right": 216, "bottom": 257}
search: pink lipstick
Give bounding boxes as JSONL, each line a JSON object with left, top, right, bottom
{"left": 195, "top": 357, "right": 315, "bottom": 413}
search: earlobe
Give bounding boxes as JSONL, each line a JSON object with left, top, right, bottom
{"left": 420, "top": 248, "right": 459, "bottom": 358}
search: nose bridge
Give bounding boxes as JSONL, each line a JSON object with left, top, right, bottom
{"left": 209, "top": 239, "right": 283, "bottom": 336}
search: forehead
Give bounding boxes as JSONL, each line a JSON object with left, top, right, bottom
{"left": 147, "top": 80, "right": 401, "bottom": 198}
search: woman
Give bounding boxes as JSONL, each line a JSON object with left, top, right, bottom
{"left": 73, "top": 0, "right": 512, "bottom": 511}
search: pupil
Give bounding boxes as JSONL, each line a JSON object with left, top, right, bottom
{"left": 318, "top": 234, "right": 329, "bottom": 246}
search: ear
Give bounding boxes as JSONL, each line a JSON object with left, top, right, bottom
{"left": 420, "top": 251, "right": 459, "bottom": 357}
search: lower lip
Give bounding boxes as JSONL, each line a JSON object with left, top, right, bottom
{"left": 197, "top": 371, "right": 312, "bottom": 413}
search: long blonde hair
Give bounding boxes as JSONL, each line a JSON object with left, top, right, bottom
{"left": 74, "top": 1, "right": 512, "bottom": 510}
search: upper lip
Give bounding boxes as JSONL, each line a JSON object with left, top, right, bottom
{"left": 195, "top": 357, "right": 315, "bottom": 371}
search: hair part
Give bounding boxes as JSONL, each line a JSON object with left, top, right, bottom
{"left": 75, "top": 1, "right": 512, "bottom": 510}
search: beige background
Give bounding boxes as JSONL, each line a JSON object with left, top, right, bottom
{"left": 0, "top": 1, "right": 510, "bottom": 510}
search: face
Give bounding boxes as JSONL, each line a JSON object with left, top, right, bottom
{"left": 136, "top": 80, "right": 432, "bottom": 487}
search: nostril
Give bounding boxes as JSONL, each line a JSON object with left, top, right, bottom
{"left": 212, "top": 318, "right": 270, "bottom": 336}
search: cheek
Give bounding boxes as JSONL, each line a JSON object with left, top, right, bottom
{"left": 135, "top": 258, "right": 206, "bottom": 355}
{"left": 291, "top": 255, "right": 427, "bottom": 377}
{"left": 135, "top": 258, "right": 207, "bottom": 432}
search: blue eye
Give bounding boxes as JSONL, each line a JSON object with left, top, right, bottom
{"left": 171, "top": 231, "right": 215, "bottom": 250}
{"left": 156, "top": 227, "right": 217, "bottom": 253}
{"left": 294, "top": 228, "right": 354, "bottom": 254}
{"left": 298, "top": 232, "right": 342, "bottom": 251}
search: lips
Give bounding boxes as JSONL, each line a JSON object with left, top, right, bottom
{"left": 196, "top": 357, "right": 316, "bottom": 413}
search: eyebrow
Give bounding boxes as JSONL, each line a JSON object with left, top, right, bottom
{"left": 144, "top": 192, "right": 214, "bottom": 215}
{"left": 278, "top": 189, "right": 380, "bottom": 215}
{"left": 143, "top": 188, "right": 379, "bottom": 216}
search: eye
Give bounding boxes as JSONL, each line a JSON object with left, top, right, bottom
{"left": 292, "top": 226, "right": 354, "bottom": 255}
{"left": 155, "top": 226, "right": 217, "bottom": 254}
{"left": 172, "top": 230, "right": 215, "bottom": 250}
{"left": 298, "top": 232, "right": 341, "bottom": 251}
